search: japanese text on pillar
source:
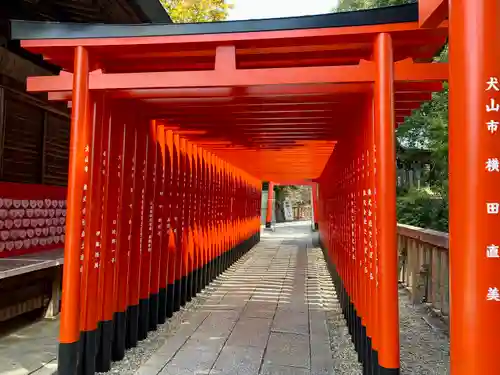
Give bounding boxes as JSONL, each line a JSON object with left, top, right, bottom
{"left": 485, "top": 76, "right": 500, "bottom": 302}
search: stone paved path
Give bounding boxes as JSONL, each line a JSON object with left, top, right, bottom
{"left": 0, "top": 222, "right": 450, "bottom": 375}
{"left": 137, "top": 222, "right": 339, "bottom": 375}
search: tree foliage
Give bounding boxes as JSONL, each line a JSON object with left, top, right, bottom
{"left": 335, "top": 0, "right": 449, "bottom": 231}
{"left": 161, "top": 0, "right": 232, "bottom": 23}
{"left": 396, "top": 188, "right": 448, "bottom": 232}
{"left": 335, "top": 0, "right": 414, "bottom": 12}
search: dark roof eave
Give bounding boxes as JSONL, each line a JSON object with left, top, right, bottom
{"left": 10, "top": 3, "right": 418, "bottom": 40}
{"left": 128, "top": 0, "right": 172, "bottom": 23}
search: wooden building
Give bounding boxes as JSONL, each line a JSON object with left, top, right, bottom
{"left": 0, "top": 0, "right": 170, "bottom": 324}
{"left": 0, "top": 0, "right": 171, "bottom": 186}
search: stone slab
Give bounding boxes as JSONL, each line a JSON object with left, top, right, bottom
{"left": 261, "top": 364, "right": 311, "bottom": 375}
{"left": 263, "top": 332, "right": 310, "bottom": 369}
{"left": 211, "top": 345, "right": 265, "bottom": 375}
{"left": 226, "top": 317, "right": 272, "bottom": 348}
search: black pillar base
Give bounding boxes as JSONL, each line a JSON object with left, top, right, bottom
{"left": 265, "top": 222, "right": 272, "bottom": 228}
{"left": 57, "top": 341, "right": 79, "bottom": 375}
{"left": 379, "top": 367, "right": 399, "bottom": 375}
{"left": 185, "top": 273, "right": 192, "bottom": 303}
{"left": 215, "top": 255, "right": 220, "bottom": 278}
{"left": 222, "top": 252, "right": 227, "bottom": 273}
{"left": 206, "top": 259, "right": 212, "bottom": 285}
{"left": 214, "top": 255, "right": 220, "bottom": 278}
{"left": 372, "top": 349, "right": 380, "bottom": 375}
{"left": 95, "top": 320, "right": 114, "bottom": 372}
{"left": 196, "top": 266, "right": 205, "bottom": 294}
{"left": 158, "top": 287, "right": 167, "bottom": 324}
{"left": 112, "top": 311, "right": 127, "bottom": 361}
{"left": 166, "top": 283, "right": 175, "bottom": 318}
{"left": 213, "top": 255, "right": 218, "bottom": 279}
{"left": 137, "top": 298, "right": 150, "bottom": 341}
{"left": 365, "top": 337, "right": 373, "bottom": 375}
{"left": 149, "top": 292, "right": 159, "bottom": 331}
{"left": 359, "top": 319, "right": 370, "bottom": 368}
{"left": 210, "top": 257, "right": 217, "bottom": 281}
{"left": 190, "top": 269, "right": 197, "bottom": 299}
{"left": 173, "top": 278, "right": 181, "bottom": 312}
{"left": 180, "top": 276, "right": 187, "bottom": 306}
{"left": 78, "top": 329, "right": 98, "bottom": 375}
{"left": 125, "top": 304, "right": 139, "bottom": 349}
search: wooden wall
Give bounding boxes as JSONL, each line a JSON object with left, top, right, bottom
{"left": 0, "top": 82, "right": 70, "bottom": 186}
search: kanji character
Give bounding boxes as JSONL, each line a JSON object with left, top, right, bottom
{"left": 487, "top": 98, "right": 500, "bottom": 112}
{"left": 487, "top": 287, "right": 500, "bottom": 301}
{"left": 487, "top": 120, "right": 499, "bottom": 134}
{"left": 487, "top": 244, "right": 500, "bottom": 258}
{"left": 487, "top": 203, "right": 500, "bottom": 214}
{"left": 486, "top": 158, "right": 500, "bottom": 172}
{"left": 486, "top": 77, "right": 500, "bottom": 91}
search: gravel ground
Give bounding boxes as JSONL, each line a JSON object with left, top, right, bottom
{"left": 317, "top": 259, "right": 363, "bottom": 375}
{"left": 399, "top": 288, "right": 450, "bottom": 375}
{"left": 322, "top": 271, "right": 450, "bottom": 375}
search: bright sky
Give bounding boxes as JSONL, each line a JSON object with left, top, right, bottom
{"left": 227, "top": 0, "right": 339, "bottom": 21}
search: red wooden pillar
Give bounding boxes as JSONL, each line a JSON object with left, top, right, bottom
{"left": 222, "top": 161, "right": 229, "bottom": 269}
{"left": 374, "top": 32, "right": 399, "bottom": 375}
{"left": 206, "top": 151, "right": 215, "bottom": 282}
{"left": 157, "top": 124, "right": 168, "bottom": 323}
{"left": 211, "top": 152, "right": 218, "bottom": 279}
{"left": 172, "top": 132, "right": 184, "bottom": 312}
{"left": 137, "top": 120, "right": 156, "bottom": 339}
{"left": 201, "top": 149, "right": 210, "bottom": 287}
{"left": 172, "top": 133, "right": 182, "bottom": 310}
{"left": 192, "top": 143, "right": 199, "bottom": 296}
{"left": 312, "top": 183, "right": 319, "bottom": 230}
{"left": 165, "top": 129, "right": 177, "bottom": 318}
{"left": 365, "top": 97, "right": 378, "bottom": 373}
{"left": 185, "top": 141, "right": 195, "bottom": 301}
{"left": 449, "top": 1, "right": 500, "bottom": 373}
{"left": 179, "top": 137, "right": 189, "bottom": 306}
{"left": 58, "top": 46, "right": 90, "bottom": 375}
{"left": 95, "top": 103, "right": 124, "bottom": 372}
{"left": 265, "top": 182, "right": 274, "bottom": 228}
{"left": 195, "top": 145, "right": 205, "bottom": 293}
{"left": 214, "top": 156, "right": 221, "bottom": 276}
{"left": 150, "top": 121, "right": 165, "bottom": 328}
{"left": 126, "top": 119, "right": 147, "bottom": 348}
{"left": 112, "top": 118, "right": 136, "bottom": 360}
{"left": 79, "top": 94, "right": 108, "bottom": 375}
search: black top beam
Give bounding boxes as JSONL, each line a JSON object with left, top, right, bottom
{"left": 10, "top": 3, "right": 418, "bottom": 40}
{"left": 128, "top": 0, "right": 172, "bottom": 23}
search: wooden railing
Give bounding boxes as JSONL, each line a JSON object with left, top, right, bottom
{"left": 397, "top": 223, "right": 449, "bottom": 322}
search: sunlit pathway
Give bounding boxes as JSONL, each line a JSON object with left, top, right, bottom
{"left": 0, "top": 222, "right": 450, "bottom": 375}
{"left": 136, "top": 222, "right": 341, "bottom": 375}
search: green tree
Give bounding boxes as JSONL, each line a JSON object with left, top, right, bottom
{"left": 335, "top": 0, "right": 450, "bottom": 231}
{"left": 396, "top": 48, "right": 449, "bottom": 192}
{"left": 336, "top": 0, "right": 414, "bottom": 11}
{"left": 161, "top": 0, "right": 232, "bottom": 23}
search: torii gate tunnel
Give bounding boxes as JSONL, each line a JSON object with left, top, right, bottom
{"left": 9, "top": 0, "right": 500, "bottom": 374}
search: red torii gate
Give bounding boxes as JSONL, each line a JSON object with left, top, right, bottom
{"left": 8, "top": 0, "right": 498, "bottom": 374}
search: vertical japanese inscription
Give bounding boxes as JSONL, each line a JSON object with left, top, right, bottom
{"left": 139, "top": 158, "right": 146, "bottom": 254}
{"left": 485, "top": 77, "right": 500, "bottom": 302}
{"left": 80, "top": 144, "right": 90, "bottom": 273}
{"left": 129, "top": 155, "right": 135, "bottom": 256}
